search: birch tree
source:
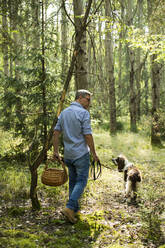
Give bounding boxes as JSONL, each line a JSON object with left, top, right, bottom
{"left": 135, "top": 0, "right": 143, "bottom": 120}
{"left": 147, "top": 0, "right": 162, "bottom": 146}
{"left": 105, "top": 0, "right": 116, "bottom": 134}
{"left": 31, "top": 0, "right": 40, "bottom": 50}
{"left": 61, "top": 0, "right": 68, "bottom": 82}
{"left": 127, "top": 0, "right": 137, "bottom": 132}
{"left": 73, "top": 0, "right": 88, "bottom": 89}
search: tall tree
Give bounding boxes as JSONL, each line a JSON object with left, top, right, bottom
{"left": 61, "top": 0, "right": 68, "bottom": 83}
{"left": 11, "top": 0, "right": 25, "bottom": 134}
{"left": 73, "top": 0, "right": 88, "bottom": 90}
{"left": 147, "top": 0, "right": 162, "bottom": 146}
{"left": 104, "top": 0, "right": 116, "bottom": 134}
{"left": 118, "top": 1, "right": 124, "bottom": 98}
{"left": 135, "top": 0, "right": 143, "bottom": 120}
{"left": 126, "top": 0, "right": 137, "bottom": 132}
{"left": 41, "top": 0, "right": 47, "bottom": 160}
{"left": 2, "top": 0, "right": 9, "bottom": 77}
{"left": 31, "top": 0, "right": 40, "bottom": 49}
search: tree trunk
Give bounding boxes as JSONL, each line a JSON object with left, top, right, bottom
{"left": 9, "top": 0, "right": 13, "bottom": 77}
{"left": 118, "top": 1, "right": 124, "bottom": 98}
{"left": 105, "top": 0, "right": 116, "bottom": 134}
{"left": 151, "top": 54, "right": 161, "bottom": 146}
{"left": 73, "top": 0, "right": 88, "bottom": 90}
{"left": 61, "top": 0, "right": 68, "bottom": 82}
{"left": 41, "top": 0, "right": 47, "bottom": 161}
{"left": 147, "top": 0, "right": 162, "bottom": 146}
{"left": 87, "top": 22, "right": 92, "bottom": 85}
{"left": 129, "top": 49, "right": 137, "bottom": 132}
{"left": 29, "top": 168, "right": 40, "bottom": 210}
{"left": 98, "top": 13, "right": 106, "bottom": 98}
{"left": 2, "top": 0, "right": 9, "bottom": 77}
{"left": 31, "top": 0, "right": 40, "bottom": 49}
{"left": 12, "top": 1, "right": 24, "bottom": 134}
{"left": 142, "top": 64, "right": 149, "bottom": 115}
{"left": 135, "top": 0, "right": 143, "bottom": 121}
{"left": 127, "top": 0, "right": 137, "bottom": 132}
{"left": 2, "top": 0, "right": 10, "bottom": 129}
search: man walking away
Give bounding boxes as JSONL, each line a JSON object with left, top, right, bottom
{"left": 53, "top": 89, "right": 100, "bottom": 223}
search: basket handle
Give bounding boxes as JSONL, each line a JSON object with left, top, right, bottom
{"left": 44, "top": 158, "right": 66, "bottom": 170}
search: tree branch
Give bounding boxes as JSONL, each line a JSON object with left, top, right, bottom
{"left": 62, "top": 0, "right": 75, "bottom": 27}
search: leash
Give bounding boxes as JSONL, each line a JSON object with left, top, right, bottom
{"left": 90, "top": 161, "right": 113, "bottom": 180}
{"left": 90, "top": 160, "right": 102, "bottom": 180}
{"left": 101, "top": 163, "right": 112, "bottom": 170}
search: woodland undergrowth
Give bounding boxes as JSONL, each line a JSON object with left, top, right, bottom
{"left": 0, "top": 127, "right": 165, "bottom": 248}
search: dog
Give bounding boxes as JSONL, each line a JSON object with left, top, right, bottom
{"left": 112, "top": 154, "right": 142, "bottom": 201}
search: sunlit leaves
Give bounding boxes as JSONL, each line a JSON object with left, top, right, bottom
{"left": 126, "top": 27, "right": 165, "bottom": 62}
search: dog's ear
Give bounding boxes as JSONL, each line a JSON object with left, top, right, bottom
{"left": 117, "top": 156, "right": 126, "bottom": 170}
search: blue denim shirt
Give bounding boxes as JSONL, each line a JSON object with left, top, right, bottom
{"left": 54, "top": 102, "right": 92, "bottom": 160}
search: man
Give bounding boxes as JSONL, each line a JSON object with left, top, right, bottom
{"left": 53, "top": 89, "right": 100, "bottom": 223}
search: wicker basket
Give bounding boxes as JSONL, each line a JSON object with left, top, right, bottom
{"left": 41, "top": 160, "right": 68, "bottom": 186}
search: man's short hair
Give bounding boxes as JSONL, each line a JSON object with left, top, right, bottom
{"left": 75, "top": 89, "right": 92, "bottom": 100}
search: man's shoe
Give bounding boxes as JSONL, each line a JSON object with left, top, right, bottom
{"left": 75, "top": 210, "right": 82, "bottom": 219}
{"left": 75, "top": 210, "right": 81, "bottom": 216}
{"left": 61, "top": 208, "right": 77, "bottom": 224}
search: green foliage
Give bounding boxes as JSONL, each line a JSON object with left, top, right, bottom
{"left": 0, "top": 166, "right": 29, "bottom": 202}
{"left": 0, "top": 128, "right": 27, "bottom": 162}
{"left": 116, "top": 121, "right": 125, "bottom": 131}
{"left": 127, "top": 27, "right": 165, "bottom": 62}
{"left": 0, "top": 129, "right": 14, "bottom": 156}
{"left": 138, "top": 181, "right": 164, "bottom": 244}
{"left": 0, "top": 0, "right": 64, "bottom": 156}
{"left": 91, "top": 116, "right": 129, "bottom": 133}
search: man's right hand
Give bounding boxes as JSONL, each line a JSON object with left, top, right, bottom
{"left": 93, "top": 154, "right": 100, "bottom": 163}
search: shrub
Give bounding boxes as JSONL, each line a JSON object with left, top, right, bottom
{"left": 138, "top": 180, "right": 164, "bottom": 245}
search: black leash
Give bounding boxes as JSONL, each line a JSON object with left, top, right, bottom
{"left": 101, "top": 163, "right": 112, "bottom": 170}
{"left": 90, "top": 160, "right": 113, "bottom": 180}
{"left": 91, "top": 160, "right": 102, "bottom": 180}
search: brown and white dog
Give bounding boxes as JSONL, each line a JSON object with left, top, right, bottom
{"left": 112, "top": 154, "right": 142, "bottom": 201}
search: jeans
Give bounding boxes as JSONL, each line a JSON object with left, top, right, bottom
{"left": 64, "top": 152, "right": 90, "bottom": 212}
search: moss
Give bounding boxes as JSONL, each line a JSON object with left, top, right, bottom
{"left": 12, "top": 238, "right": 36, "bottom": 248}
{"left": 75, "top": 210, "right": 110, "bottom": 242}
{"left": 3, "top": 230, "right": 37, "bottom": 239}
{"left": 0, "top": 236, "right": 37, "bottom": 248}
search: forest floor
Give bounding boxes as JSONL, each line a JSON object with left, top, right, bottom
{"left": 0, "top": 166, "right": 165, "bottom": 248}
{"left": 0, "top": 130, "right": 165, "bottom": 248}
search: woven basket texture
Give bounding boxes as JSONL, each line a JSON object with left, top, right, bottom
{"left": 41, "top": 163, "right": 68, "bottom": 186}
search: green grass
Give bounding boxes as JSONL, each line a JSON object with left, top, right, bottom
{"left": 94, "top": 128, "right": 159, "bottom": 164}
